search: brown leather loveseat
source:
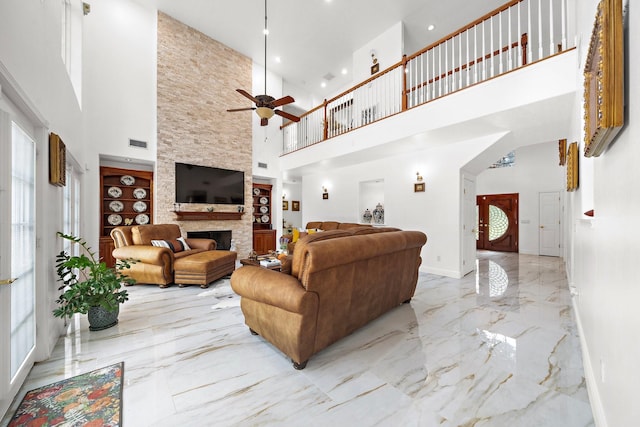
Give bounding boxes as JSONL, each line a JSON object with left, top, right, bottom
{"left": 111, "top": 224, "right": 237, "bottom": 288}
{"left": 231, "top": 227, "right": 427, "bottom": 369}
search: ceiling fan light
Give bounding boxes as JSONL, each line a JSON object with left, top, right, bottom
{"left": 256, "top": 107, "right": 275, "bottom": 119}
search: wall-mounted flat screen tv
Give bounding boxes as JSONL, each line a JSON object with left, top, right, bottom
{"left": 175, "top": 162, "right": 244, "bottom": 205}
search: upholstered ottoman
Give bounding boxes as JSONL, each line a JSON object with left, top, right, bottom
{"left": 173, "top": 250, "right": 237, "bottom": 288}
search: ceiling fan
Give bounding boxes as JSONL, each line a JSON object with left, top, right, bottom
{"left": 227, "top": 0, "right": 300, "bottom": 126}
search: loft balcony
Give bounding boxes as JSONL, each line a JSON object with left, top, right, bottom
{"left": 281, "top": 0, "right": 575, "bottom": 157}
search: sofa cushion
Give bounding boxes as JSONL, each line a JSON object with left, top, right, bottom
{"left": 132, "top": 224, "right": 182, "bottom": 245}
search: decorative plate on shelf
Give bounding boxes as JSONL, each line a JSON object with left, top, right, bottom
{"left": 109, "top": 201, "right": 124, "bottom": 212}
{"left": 253, "top": 188, "right": 261, "bottom": 196}
{"left": 107, "top": 214, "right": 122, "bottom": 226}
{"left": 133, "top": 201, "right": 147, "bottom": 213}
{"left": 260, "top": 206, "right": 269, "bottom": 214}
{"left": 120, "top": 175, "right": 135, "bottom": 186}
{"left": 107, "top": 186, "right": 122, "bottom": 198}
{"left": 259, "top": 196, "right": 268, "bottom": 204}
{"left": 133, "top": 188, "right": 147, "bottom": 199}
{"left": 135, "top": 213, "right": 149, "bottom": 225}
{"left": 261, "top": 214, "right": 270, "bottom": 223}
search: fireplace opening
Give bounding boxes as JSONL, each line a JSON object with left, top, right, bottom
{"left": 187, "top": 230, "right": 232, "bottom": 250}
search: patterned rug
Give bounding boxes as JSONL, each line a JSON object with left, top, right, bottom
{"left": 8, "top": 362, "right": 124, "bottom": 427}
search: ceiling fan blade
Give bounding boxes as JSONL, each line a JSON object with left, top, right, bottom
{"left": 271, "top": 95, "right": 295, "bottom": 108}
{"left": 236, "top": 89, "right": 258, "bottom": 103}
{"left": 260, "top": 117, "right": 269, "bottom": 126}
{"left": 274, "top": 110, "right": 300, "bottom": 122}
{"left": 227, "top": 107, "right": 256, "bottom": 112}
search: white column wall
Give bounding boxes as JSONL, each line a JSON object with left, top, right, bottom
{"left": 566, "top": 1, "right": 638, "bottom": 426}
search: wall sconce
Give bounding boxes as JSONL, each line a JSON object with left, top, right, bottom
{"left": 282, "top": 192, "right": 287, "bottom": 200}
{"left": 83, "top": 2, "right": 91, "bottom": 15}
{"left": 414, "top": 173, "right": 425, "bottom": 192}
{"left": 322, "top": 186, "right": 329, "bottom": 199}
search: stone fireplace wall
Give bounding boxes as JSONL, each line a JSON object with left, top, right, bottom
{"left": 156, "top": 12, "right": 252, "bottom": 257}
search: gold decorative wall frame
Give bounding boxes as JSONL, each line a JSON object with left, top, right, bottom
{"left": 566, "top": 142, "right": 579, "bottom": 192}
{"left": 558, "top": 139, "right": 567, "bottom": 166}
{"left": 49, "top": 132, "right": 66, "bottom": 187}
{"left": 583, "top": 0, "right": 624, "bottom": 157}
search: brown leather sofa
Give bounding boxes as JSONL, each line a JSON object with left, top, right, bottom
{"left": 110, "top": 224, "right": 236, "bottom": 288}
{"left": 231, "top": 227, "right": 427, "bottom": 369}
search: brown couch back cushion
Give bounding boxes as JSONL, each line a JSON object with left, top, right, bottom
{"left": 291, "top": 230, "right": 352, "bottom": 278}
{"left": 132, "top": 224, "right": 182, "bottom": 245}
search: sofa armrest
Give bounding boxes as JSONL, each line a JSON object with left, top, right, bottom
{"left": 231, "top": 266, "right": 316, "bottom": 314}
{"left": 185, "top": 238, "right": 216, "bottom": 251}
{"left": 112, "top": 245, "right": 173, "bottom": 265}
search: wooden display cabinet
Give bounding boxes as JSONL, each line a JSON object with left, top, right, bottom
{"left": 100, "top": 166, "right": 154, "bottom": 267}
{"left": 252, "top": 183, "right": 276, "bottom": 254}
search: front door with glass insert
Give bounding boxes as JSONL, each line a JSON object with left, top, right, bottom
{"left": 476, "top": 193, "right": 519, "bottom": 252}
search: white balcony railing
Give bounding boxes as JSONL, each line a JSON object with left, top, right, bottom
{"left": 283, "top": 0, "right": 572, "bottom": 155}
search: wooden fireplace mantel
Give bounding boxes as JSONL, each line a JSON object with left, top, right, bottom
{"left": 173, "top": 211, "right": 244, "bottom": 221}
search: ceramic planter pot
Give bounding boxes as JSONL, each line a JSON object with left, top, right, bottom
{"left": 87, "top": 305, "right": 119, "bottom": 331}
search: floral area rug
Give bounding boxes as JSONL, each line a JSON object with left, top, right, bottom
{"left": 8, "top": 362, "right": 124, "bottom": 427}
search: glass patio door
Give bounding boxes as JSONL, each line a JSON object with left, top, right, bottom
{"left": 0, "top": 113, "right": 36, "bottom": 416}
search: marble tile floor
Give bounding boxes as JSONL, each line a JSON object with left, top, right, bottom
{"left": 2, "top": 251, "right": 594, "bottom": 426}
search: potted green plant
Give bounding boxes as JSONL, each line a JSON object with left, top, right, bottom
{"left": 54, "top": 232, "right": 134, "bottom": 331}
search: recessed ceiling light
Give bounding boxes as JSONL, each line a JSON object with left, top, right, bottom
{"left": 321, "top": 82, "right": 327, "bottom": 88}
{"left": 341, "top": 68, "right": 348, "bottom": 75}
{"left": 263, "top": 28, "right": 269, "bottom": 35}
{"left": 275, "top": 56, "right": 281, "bottom": 63}
{"left": 427, "top": 24, "right": 435, "bottom": 31}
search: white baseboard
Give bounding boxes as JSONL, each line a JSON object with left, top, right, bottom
{"left": 420, "top": 265, "right": 462, "bottom": 279}
{"left": 572, "top": 296, "right": 607, "bottom": 427}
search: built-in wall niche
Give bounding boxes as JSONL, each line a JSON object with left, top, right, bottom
{"left": 359, "top": 179, "right": 384, "bottom": 225}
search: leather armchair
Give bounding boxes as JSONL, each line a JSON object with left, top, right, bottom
{"left": 110, "top": 224, "right": 215, "bottom": 287}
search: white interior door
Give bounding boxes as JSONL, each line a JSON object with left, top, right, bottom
{"left": 539, "top": 191, "right": 561, "bottom": 256}
{"left": 462, "top": 177, "right": 477, "bottom": 275}
{"left": 0, "top": 110, "right": 37, "bottom": 417}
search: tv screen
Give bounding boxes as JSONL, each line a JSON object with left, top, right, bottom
{"left": 175, "top": 163, "right": 244, "bottom": 205}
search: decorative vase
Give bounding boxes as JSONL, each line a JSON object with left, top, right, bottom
{"left": 88, "top": 305, "right": 119, "bottom": 331}
{"left": 362, "top": 209, "right": 372, "bottom": 223}
{"left": 372, "top": 203, "right": 384, "bottom": 225}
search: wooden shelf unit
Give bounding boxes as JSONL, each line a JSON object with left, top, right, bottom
{"left": 252, "top": 183, "right": 276, "bottom": 254}
{"left": 100, "top": 166, "right": 154, "bottom": 267}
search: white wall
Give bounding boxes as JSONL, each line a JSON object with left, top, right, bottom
{"left": 352, "top": 22, "right": 404, "bottom": 84}
{"left": 282, "top": 182, "right": 302, "bottom": 229}
{"left": 82, "top": 0, "right": 158, "bottom": 248}
{"left": 299, "top": 135, "right": 505, "bottom": 278}
{"left": 476, "top": 142, "right": 565, "bottom": 255}
{"left": 566, "top": 1, "right": 637, "bottom": 426}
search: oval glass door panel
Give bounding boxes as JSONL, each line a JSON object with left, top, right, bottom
{"left": 489, "top": 205, "right": 509, "bottom": 241}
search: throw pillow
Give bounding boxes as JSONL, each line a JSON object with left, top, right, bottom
{"left": 151, "top": 238, "right": 188, "bottom": 253}
{"left": 177, "top": 236, "right": 191, "bottom": 251}
{"left": 292, "top": 228, "right": 300, "bottom": 243}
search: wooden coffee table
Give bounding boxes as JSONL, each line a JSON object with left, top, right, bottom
{"left": 240, "top": 257, "right": 281, "bottom": 271}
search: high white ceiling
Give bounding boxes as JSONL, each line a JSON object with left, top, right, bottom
{"left": 139, "top": 0, "right": 507, "bottom": 101}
